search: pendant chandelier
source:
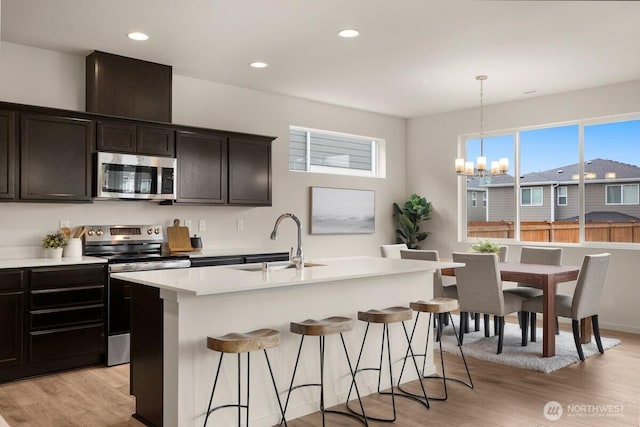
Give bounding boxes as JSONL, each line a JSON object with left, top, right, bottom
{"left": 455, "top": 75, "right": 508, "bottom": 177}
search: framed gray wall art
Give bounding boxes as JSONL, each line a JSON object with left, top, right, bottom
{"left": 310, "top": 187, "right": 375, "bottom": 234}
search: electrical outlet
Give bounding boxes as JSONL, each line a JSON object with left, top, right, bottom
{"left": 236, "top": 219, "right": 244, "bottom": 231}
{"left": 184, "top": 220, "right": 192, "bottom": 229}
{"left": 59, "top": 220, "right": 70, "bottom": 229}
{"left": 199, "top": 220, "right": 206, "bottom": 231}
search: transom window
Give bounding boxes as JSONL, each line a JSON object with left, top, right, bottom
{"left": 606, "top": 184, "right": 639, "bottom": 205}
{"left": 521, "top": 187, "right": 543, "bottom": 206}
{"left": 289, "top": 126, "right": 385, "bottom": 178}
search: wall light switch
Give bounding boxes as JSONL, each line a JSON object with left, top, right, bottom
{"left": 236, "top": 219, "right": 244, "bottom": 231}
{"left": 199, "top": 220, "right": 206, "bottom": 231}
{"left": 184, "top": 220, "right": 192, "bottom": 229}
{"left": 59, "top": 220, "right": 70, "bottom": 229}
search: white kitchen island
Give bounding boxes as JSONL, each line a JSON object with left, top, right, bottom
{"left": 111, "top": 256, "right": 459, "bottom": 427}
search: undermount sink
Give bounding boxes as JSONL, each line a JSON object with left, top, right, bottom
{"left": 228, "top": 261, "right": 325, "bottom": 272}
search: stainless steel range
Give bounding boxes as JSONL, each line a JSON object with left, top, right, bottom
{"left": 84, "top": 224, "right": 191, "bottom": 366}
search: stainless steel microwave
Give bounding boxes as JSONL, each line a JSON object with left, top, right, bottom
{"left": 96, "top": 152, "right": 177, "bottom": 200}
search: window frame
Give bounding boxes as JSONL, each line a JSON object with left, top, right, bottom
{"left": 605, "top": 184, "right": 639, "bottom": 206}
{"left": 521, "top": 187, "right": 544, "bottom": 207}
{"left": 289, "top": 125, "right": 386, "bottom": 178}
{"left": 471, "top": 191, "right": 477, "bottom": 208}
{"left": 557, "top": 186, "right": 568, "bottom": 206}
{"left": 457, "top": 112, "right": 640, "bottom": 248}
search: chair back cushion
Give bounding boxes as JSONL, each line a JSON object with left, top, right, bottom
{"left": 498, "top": 245, "right": 508, "bottom": 262}
{"left": 517, "top": 247, "right": 562, "bottom": 287}
{"left": 380, "top": 243, "right": 408, "bottom": 258}
{"left": 452, "top": 252, "right": 504, "bottom": 315}
{"left": 572, "top": 253, "right": 611, "bottom": 319}
{"left": 401, "top": 249, "right": 444, "bottom": 297}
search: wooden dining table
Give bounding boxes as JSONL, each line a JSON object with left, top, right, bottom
{"left": 441, "top": 261, "right": 582, "bottom": 357}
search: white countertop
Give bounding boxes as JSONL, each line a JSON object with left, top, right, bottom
{"left": 111, "top": 256, "right": 462, "bottom": 296}
{"left": 0, "top": 256, "right": 106, "bottom": 269}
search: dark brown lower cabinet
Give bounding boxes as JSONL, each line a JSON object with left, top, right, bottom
{"left": 0, "top": 264, "right": 106, "bottom": 383}
{"left": 0, "top": 291, "right": 23, "bottom": 369}
{"left": 130, "top": 284, "right": 164, "bottom": 427}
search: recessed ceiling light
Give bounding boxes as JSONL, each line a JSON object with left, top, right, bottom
{"left": 250, "top": 61, "right": 268, "bottom": 69}
{"left": 127, "top": 32, "right": 149, "bottom": 41}
{"left": 338, "top": 29, "right": 360, "bottom": 38}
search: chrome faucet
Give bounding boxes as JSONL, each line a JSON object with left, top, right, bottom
{"left": 270, "top": 213, "right": 304, "bottom": 270}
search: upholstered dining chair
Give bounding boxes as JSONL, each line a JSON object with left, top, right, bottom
{"left": 400, "top": 249, "right": 456, "bottom": 299}
{"left": 380, "top": 243, "right": 408, "bottom": 259}
{"left": 503, "top": 246, "right": 563, "bottom": 339}
{"left": 452, "top": 252, "right": 527, "bottom": 354}
{"left": 521, "top": 253, "right": 611, "bottom": 361}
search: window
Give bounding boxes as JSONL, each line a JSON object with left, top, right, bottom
{"left": 557, "top": 186, "right": 567, "bottom": 206}
{"left": 521, "top": 187, "right": 543, "bottom": 206}
{"left": 606, "top": 184, "right": 639, "bottom": 205}
{"left": 482, "top": 192, "right": 487, "bottom": 207}
{"left": 460, "top": 115, "right": 640, "bottom": 245}
{"left": 471, "top": 192, "right": 477, "bottom": 207}
{"left": 289, "top": 126, "right": 385, "bottom": 177}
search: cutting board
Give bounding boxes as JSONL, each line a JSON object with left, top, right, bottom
{"left": 167, "top": 219, "right": 193, "bottom": 252}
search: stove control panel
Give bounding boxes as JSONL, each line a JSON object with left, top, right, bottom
{"left": 84, "top": 224, "right": 164, "bottom": 244}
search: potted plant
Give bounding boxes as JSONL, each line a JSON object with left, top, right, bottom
{"left": 470, "top": 239, "right": 500, "bottom": 254}
{"left": 392, "top": 194, "right": 432, "bottom": 249}
{"left": 42, "top": 231, "right": 68, "bottom": 259}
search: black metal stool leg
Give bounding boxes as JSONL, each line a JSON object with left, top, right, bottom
{"left": 263, "top": 349, "right": 288, "bottom": 426}
{"left": 204, "top": 353, "right": 225, "bottom": 426}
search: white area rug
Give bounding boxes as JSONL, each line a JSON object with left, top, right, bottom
{"left": 0, "top": 414, "right": 9, "bottom": 427}
{"left": 439, "top": 315, "right": 621, "bottom": 373}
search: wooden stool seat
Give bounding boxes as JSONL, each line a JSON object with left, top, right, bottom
{"left": 410, "top": 298, "right": 459, "bottom": 314}
{"left": 290, "top": 316, "right": 353, "bottom": 336}
{"left": 357, "top": 306, "right": 413, "bottom": 324}
{"left": 207, "top": 328, "right": 280, "bottom": 353}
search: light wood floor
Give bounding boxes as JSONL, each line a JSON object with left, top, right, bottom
{"left": 1, "top": 324, "right": 638, "bottom": 426}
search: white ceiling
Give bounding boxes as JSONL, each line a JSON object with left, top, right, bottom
{"left": 2, "top": 0, "right": 640, "bottom": 118}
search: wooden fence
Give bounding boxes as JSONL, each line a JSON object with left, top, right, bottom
{"left": 468, "top": 220, "right": 640, "bottom": 243}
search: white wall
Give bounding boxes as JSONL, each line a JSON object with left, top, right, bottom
{"left": 0, "top": 41, "right": 406, "bottom": 259}
{"left": 407, "top": 79, "right": 640, "bottom": 333}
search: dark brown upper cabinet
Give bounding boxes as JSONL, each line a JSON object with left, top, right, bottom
{"left": 175, "top": 130, "right": 227, "bottom": 204}
{"left": 97, "top": 120, "right": 175, "bottom": 157}
{"left": 20, "top": 113, "right": 93, "bottom": 202}
{"left": 86, "top": 51, "right": 172, "bottom": 123}
{"left": 0, "top": 110, "right": 16, "bottom": 200}
{"left": 228, "top": 135, "right": 272, "bottom": 206}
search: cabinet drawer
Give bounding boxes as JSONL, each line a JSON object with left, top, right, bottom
{"left": 30, "top": 265, "right": 105, "bottom": 289}
{"left": 30, "top": 304, "right": 104, "bottom": 330}
{"left": 31, "top": 285, "right": 104, "bottom": 309}
{"left": 0, "top": 269, "right": 23, "bottom": 291}
{"left": 29, "top": 323, "right": 104, "bottom": 362}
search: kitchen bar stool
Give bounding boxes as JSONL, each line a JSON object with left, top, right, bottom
{"left": 283, "top": 316, "right": 368, "bottom": 426}
{"left": 347, "top": 306, "right": 430, "bottom": 422}
{"left": 204, "top": 328, "right": 287, "bottom": 426}
{"left": 399, "top": 298, "right": 473, "bottom": 401}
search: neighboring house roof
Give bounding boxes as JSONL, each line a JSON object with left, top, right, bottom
{"left": 467, "top": 158, "right": 640, "bottom": 187}
{"left": 560, "top": 211, "right": 640, "bottom": 222}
